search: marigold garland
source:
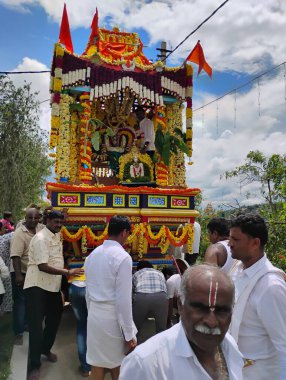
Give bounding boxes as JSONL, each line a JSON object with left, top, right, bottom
{"left": 56, "top": 94, "right": 72, "bottom": 180}
{"left": 185, "top": 65, "right": 193, "bottom": 158}
{"left": 69, "top": 112, "right": 80, "bottom": 181}
{"left": 61, "top": 223, "right": 195, "bottom": 255}
{"left": 79, "top": 94, "right": 92, "bottom": 182}
{"left": 166, "top": 103, "right": 186, "bottom": 187}
{"left": 46, "top": 182, "right": 201, "bottom": 196}
{"left": 49, "top": 43, "right": 64, "bottom": 149}
{"left": 154, "top": 106, "right": 169, "bottom": 187}
{"left": 81, "top": 230, "right": 87, "bottom": 254}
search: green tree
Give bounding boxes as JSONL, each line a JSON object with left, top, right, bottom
{"left": 225, "top": 150, "right": 286, "bottom": 213}
{"left": 225, "top": 150, "right": 286, "bottom": 270}
{"left": 0, "top": 75, "right": 52, "bottom": 221}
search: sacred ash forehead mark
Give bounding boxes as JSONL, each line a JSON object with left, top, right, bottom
{"left": 208, "top": 277, "right": 219, "bottom": 312}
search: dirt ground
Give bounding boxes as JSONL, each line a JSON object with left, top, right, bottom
{"left": 40, "top": 306, "right": 156, "bottom": 380}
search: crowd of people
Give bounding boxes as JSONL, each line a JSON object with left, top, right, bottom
{"left": 0, "top": 209, "right": 285, "bottom": 380}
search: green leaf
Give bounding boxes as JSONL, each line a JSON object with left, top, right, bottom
{"left": 155, "top": 125, "right": 165, "bottom": 155}
{"left": 161, "top": 132, "right": 171, "bottom": 166}
{"left": 91, "top": 131, "right": 100, "bottom": 151}
{"left": 70, "top": 103, "right": 84, "bottom": 112}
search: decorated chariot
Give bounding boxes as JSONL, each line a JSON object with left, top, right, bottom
{"left": 47, "top": 6, "right": 200, "bottom": 264}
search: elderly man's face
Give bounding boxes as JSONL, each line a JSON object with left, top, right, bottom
{"left": 178, "top": 276, "right": 233, "bottom": 352}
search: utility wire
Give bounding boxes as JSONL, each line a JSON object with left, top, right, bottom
{"left": 0, "top": 70, "right": 50, "bottom": 74}
{"left": 193, "top": 60, "right": 286, "bottom": 112}
{"left": 163, "top": 0, "right": 230, "bottom": 62}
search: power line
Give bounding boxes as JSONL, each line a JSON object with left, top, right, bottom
{"left": 0, "top": 70, "right": 50, "bottom": 74}
{"left": 163, "top": 0, "right": 230, "bottom": 62}
{"left": 193, "top": 60, "right": 286, "bottom": 112}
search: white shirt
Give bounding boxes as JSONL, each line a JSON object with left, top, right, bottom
{"left": 192, "top": 221, "right": 201, "bottom": 253}
{"left": 120, "top": 322, "right": 243, "bottom": 380}
{"left": 85, "top": 240, "right": 135, "bottom": 341}
{"left": 170, "top": 221, "right": 201, "bottom": 256}
{"left": 166, "top": 273, "right": 181, "bottom": 299}
{"left": 139, "top": 118, "right": 155, "bottom": 151}
{"left": 24, "top": 227, "right": 63, "bottom": 292}
{"left": 233, "top": 256, "right": 286, "bottom": 362}
{"left": 10, "top": 222, "right": 44, "bottom": 273}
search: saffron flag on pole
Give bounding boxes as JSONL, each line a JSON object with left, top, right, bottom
{"left": 59, "top": 3, "right": 74, "bottom": 53}
{"left": 185, "top": 41, "right": 212, "bottom": 78}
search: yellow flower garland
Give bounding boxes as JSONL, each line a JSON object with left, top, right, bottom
{"left": 69, "top": 112, "right": 80, "bottom": 181}
{"left": 79, "top": 95, "right": 92, "bottom": 182}
{"left": 56, "top": 94, "right": 72, "bottom": 179}
{"left": 61, "top": 223, "right": 195, "bottom": 255}
{"left": 146, "top": 224, "right": 164, "bottom": 241}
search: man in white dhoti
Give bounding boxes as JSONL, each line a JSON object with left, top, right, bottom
{"left": 229, "top": 213, "right": 286, "bottom": 380}
{"left": 120, "top": 264, "right": 244, "bottom": 380}
{"left": 85, "top": 215, "right": 137, "bottom": 380}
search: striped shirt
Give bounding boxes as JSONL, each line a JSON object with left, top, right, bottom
{"left": 133, "top": 268, "right": 167, "bottom": 294}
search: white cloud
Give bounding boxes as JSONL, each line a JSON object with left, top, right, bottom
{"left": 188, "top": 69, "right": 286, "bottom": 207}
{"left": 8, "top": 57, "right": 50, "bottom": 132}
{"left": 2, "top": 0, "right": 286, "bottom": 72}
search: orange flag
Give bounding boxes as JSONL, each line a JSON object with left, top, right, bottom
{"left": 186, "top": 41, "right": 212, "bottom": 78}
{"left": 59, "top": 3, "right": 74, "bottom": 53}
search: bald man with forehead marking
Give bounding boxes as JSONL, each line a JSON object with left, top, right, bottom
{"left": 120, "top": 264, "right": 243, "bottom": 380}
{"left": 178, "top": 266, "right": 235, "bottom": 357}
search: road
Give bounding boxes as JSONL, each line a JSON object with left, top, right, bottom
{"left": 40, "top": 306, "right": 156, "bottom": 380}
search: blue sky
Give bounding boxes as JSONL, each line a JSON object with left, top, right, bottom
{"left": 1, "top": 0, "right": 285, "bottom": 207}
{"left": 0, "top": 2, "right": 249, "bottom": 99}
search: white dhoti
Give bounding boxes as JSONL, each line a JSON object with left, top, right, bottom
{"left": 243, "top": 356, "right": 279, "bottom": 380}
{"left": 87, "top": 301, "right": 126, "bottom": 369}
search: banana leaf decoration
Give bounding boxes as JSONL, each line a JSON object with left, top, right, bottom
{"left": 90, "top": 118, "right": 114, "bottom": 152}
{"left": 69, "top": 103, "right": 85, "bottom": 113}
{"left": 155, "top": 125, "right": 189, "bottom": 166}
{"left": 91, "top": 131, "right": 100, "bottom": 151}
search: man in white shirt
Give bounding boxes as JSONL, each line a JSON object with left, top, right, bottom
{"left": 138, "top": 110, "right": 155, "bottom": 159}
{"left": 10, "top": 208, "right": 43, "bottom": 345}
{"left": 24, "top": 210, "right": 83, "bottom": 380}
{"left": 120, "top": 264, "right": 243, "bottom": 380}
{"left": 205, "top": 217, "right": 237, "bottom": 274}
{"left": 229, "top": 213, "right": 286, "bottom": 380}
{"left": 169, "top": 221, "right": 201, "bottom": 265}
{"left": 166, "top": 258, "right": 189, "bottom": 328}
{"left": 185, "top": 220, "right": 201, "bottom": 265}
{"left": 85, "top": 215, "right": 137, "bottom": 380}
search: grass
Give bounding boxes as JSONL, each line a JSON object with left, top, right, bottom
{"left": 0, "top": 313, "right": 13, "bottom": 380}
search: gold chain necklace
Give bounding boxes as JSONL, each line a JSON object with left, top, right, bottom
{"left": 214, "top": 346, "right": 229, "bottom": 380}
